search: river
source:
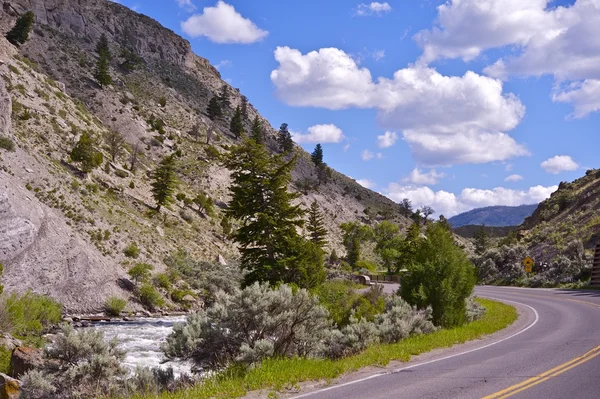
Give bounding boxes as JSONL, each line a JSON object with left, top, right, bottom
{"left": 89, "top": 316, "right": 193, "bottom": 376}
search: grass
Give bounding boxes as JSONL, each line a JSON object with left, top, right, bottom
{"left": 139, "top": 298, "right": 517, "bottom": 399}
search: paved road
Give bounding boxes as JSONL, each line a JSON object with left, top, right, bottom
{"left": 291, "top": 286, "right": 600, "bottom": 399}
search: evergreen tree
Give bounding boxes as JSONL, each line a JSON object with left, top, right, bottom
{"left": 277, "top": 123, "right": 294, "bottom": 153}
{"left": 223, "top": 139, "right": 324, "bottom": 288}
{"left": 474, "top": 225, "right": 490, "bottom": 255}
{"left": 218, "top": 85, "right": 231, "bottom": 110}
{"left": 229, "top": 105, "right": 244, "bottom": 139}
{"left": 250, "top": 116, "right": 264, "bottom": 144}
{"left": 340, "top": 221, "right": 372, "bottom": 268}
{"left": 129, "top": 141, "right": 141, "bottom": 173}
{"left": 70, "top": 132, "right": 103, "bottom": 173}
{"left": 150, "top": 155, "right": 178, "bottom": 211}
{"left": 400, "top": 198, "right": 413, "bottom": 218}
{"left": 207, "top": 95, "right": 222, "bottom": 121}
{"left": 6, "top": 11, "right": 35, "bottom": 47}
{"left": 94, "top": 34, "right": 112, "bottom": 88}
{"left": 311, "top": 144, "right": 323, "bottom": 167}
{"left": 104, "top": 130, "right": 125, "bottom": 162}
{"left": 241, "top": 95, "right": 249, "bottom": 120}
{"left": 420, "top": 206, "right": 435, "bottom": 222}
{"left": 306, "top": 201, "right": 328, "bottom": 249}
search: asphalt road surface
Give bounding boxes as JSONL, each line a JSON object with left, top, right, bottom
{"left": 291, "top": 286, "right": 600, "bottom": 399}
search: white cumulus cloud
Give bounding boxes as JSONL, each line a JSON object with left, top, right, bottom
{"left": 291, "top": 124, "right": 345, "bottom": 144}
{"left": 176, "top": 0, "right": 196, "bottom": 11}
{"left": 361, "top": 150, "right": 374, "bottom": 161}
{"left": 404, "top": 168, "right": 446, "bottom": 185}
{"left": 505, "top": 174, "right": 523, "bottom": 182}
{"left": 384, "top": 184, "right": 557, "bottom": 218}
{"left": 541, "top": 155, "right": 579, "bottom": 174}
{"left": 356, "top": 179, "right": 376, "bottom": 189}
{"left": 181, "top": 1, "right": 268, "bottom": 44}
{"left": 271, "top": 46, "right": 528, "bottom": 166}
{"left": 376, "top": 131, "right": 397, "bottom": 148}
{"left": 355, "top": 2, "right": 392, "bottom": 16}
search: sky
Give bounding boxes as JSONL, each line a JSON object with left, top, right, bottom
{"left": 113, "top": 0, "right": 599, "bottom": 218}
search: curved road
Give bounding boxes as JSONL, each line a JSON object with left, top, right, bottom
{"left": 290, "top": 286, "right": 600, "bottom": 399}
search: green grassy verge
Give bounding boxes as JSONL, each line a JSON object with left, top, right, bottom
{"left": 141, "top": 298, "right": 517, "bottom": 399}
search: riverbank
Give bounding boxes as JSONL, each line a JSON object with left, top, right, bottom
{"left": 138, "top": 298, "right": 517, "bottom": 399}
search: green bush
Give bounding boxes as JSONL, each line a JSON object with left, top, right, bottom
{"left": 3, "top": 291, "right": 62, "bottom": 337}
{"left": 205, "top": 145, "right": 220, "bottom": 159}
{"left": 123, "top": 242, "right": 140, "bottom": 258}
{"left": 138, "top": 283, "right": 164, "bottom": 310}
{"left": 114, "top": 169, "right": 129, "bottom": 178}
{"left": 170, "top": 289, "right": 195, "bottom": 303}
{"left": 159, "top": 96, "right": 167, "bottom": 107}
{"left": 153, "top": 273, "right": 171, "bottom": 291}
{"left": 104, "top": 297, "right": 127, "bottom": 316}
{"left": 313, "top": 281, "right": 384, "bottom": 327}
{"left": 128, "top": 263, "right": 153, "bottom": 284}
{"left": 0, "top": 136, "right": 15, "bottom": 151}
{"left": 0, "top": 347, "right": 10, "bottom": 374}
{"left": 400, "top": 222, "right": 476, "bottom": 327}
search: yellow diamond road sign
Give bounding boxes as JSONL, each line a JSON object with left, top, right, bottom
{"left": 523, "top": 256, "right": 534, "bottom": 273}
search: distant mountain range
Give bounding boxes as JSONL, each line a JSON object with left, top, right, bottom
{"left": 448, "top": 204, "right": 539, "bottom": 228}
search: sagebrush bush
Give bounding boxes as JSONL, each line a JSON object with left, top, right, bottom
{"left": 153, "top": 273, "right": 172, "bottom": 291}
{"left": 123, "top": 242, "right": 140, "bottom": 258}
{"left": 466, "top": 295, "right": 486, "bottom": 322}
{"left": 164, "top": 283, "right": 331, "bottom": 368}
{"left": 0, "top": 136, "right": 15, "bottom": 151}
{"left": 104, "top": 296, "right": 127, "bottom": 316}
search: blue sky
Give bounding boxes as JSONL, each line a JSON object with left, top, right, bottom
{"left": 116, "top": 0, "right": 599, "bottom": 217}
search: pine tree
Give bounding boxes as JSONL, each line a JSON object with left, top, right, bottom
{"left": 311, "top": 144, "right": 323, "bottom": 167}
{"left": 340, "top": 222, "right": 372, "bottom": 268}
{"left": 150, "top": 155, "right": 178, "bottom": 211}
{"left": 207, "top": 95, "right": 222, "bottom": 121}
{"left": 229, "top": 105, "right": 244, "bottom": 139}
{"left": 223, "top": 139, "right": 324, "bottom": 288}
{"left": 218, "top": 85, "right": 231, "bottom": 110}
{"left": 277, "top": 123, "right": 294, "bottom": 153}
{"left": 129, "top": 141, "right": 141, "bottom": 173}
{"left": 6, "top": 11, "right": 35, "bottom": 47}
{"left": 70, "top": 133, "right": 103, "bottom": 173}
{"left": 474, "top": 225, "right": 490, "bottom": 255}
{"left": 94, "top": 34, "right": 112, "bottom": 88}
{"left": 241, "top": 96, "right": 248, "bottom": 120}
{"left": 306, "top": 201, "right": 328, "bottom": 249}
{"left": 400, "top": 198, "right": 412, "bottom": 218}
{"left": 104, "top": 130, "right": 125, "bottom": 162}
{"left": 250, "top": 116, "right": 264, "bottom": 144}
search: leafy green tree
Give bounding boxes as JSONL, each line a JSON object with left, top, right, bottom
{"left": 6, "top": 11, "right": 34, "bottom": 47}
{"left": 474, "top": 225, "right": 490, "bottom": 255}
{"left": 306, "top": 200, "right": 328, "bottom": 249}
{"left": 150, "top": 155, "right": 178, "bottom": 211}
{"left": 218, "top": 85, "right": 231, "bottom": 110}
{"left": 340, "top": 222, "right": 373, "bottom": 268}
{"left": 373, "top": 221, "right": 403, "bottom": 274}
{"left": 94, "top": 34, "right": 112, "bottom": 88}
{"left": 207, "top": 95, "right": 222, "bottom": 121}
{"left": 128, "top": 263, "right": 154, "bottom": 284}
{"left": 400, "top": 221, "right": 476, "bottom": 327}
{"left": 223, "top": 139, "right": 324, "bottom": 288}
{"left": 70, "top": 132, "right": 103, "bottom": 173}
{"left": 311, "top": 144, "right": 323, "bottom": 167}
{"left": 250, "top": 116, "right": 264, "bottom": 144}
{"left": 229, "top": 105, "right": 244, "bottom": 139}
{"left": 277, "top": 123, "right": 294, "bottom": 153}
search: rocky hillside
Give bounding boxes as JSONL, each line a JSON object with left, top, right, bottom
{"left": 520, "top": 169, "right": 600, "bottom": 262}
{"left": 448, "top": 204, "right": 538, "bottom": 228}
{"left": 0, "top": 0, "right": 410, "bottom": 312}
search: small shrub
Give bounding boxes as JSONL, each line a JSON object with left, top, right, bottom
{"left": 3, "top": 291, "right": 62, "bottom": 336}
{"left": 104, "top": 297, "right": 127, "bottom": 316}
{"left": 128, "top": 263, "right": 153, "bottom": 284}
{"left": 129, "top": 181, "right": 135, "bottom": 189}
{"left": 205, "top": 145, "right": 220, "bottom": 159}
{"left": 159, "top": 96, "right": 167, "bottom": 107}
{"left": 138, "top": 283, "right": 164, "bottom": 310}
{"left": 171, "top": 289, "right": 195, "bottom": 303}
{"left": 0, "top": 136, "right": 15, "bottom": 151}
{"left": 153, "top": 273, "right": 172, "bottom": 291}
{"left": 114, "top": 169, "right": 129, "bottom": 178}
{"left": 123, "top": 242, "right": 140, "bottom": 258}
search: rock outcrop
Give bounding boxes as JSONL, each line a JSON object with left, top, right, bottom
{"left": 0, "top": 372, "right": 21, "bottom": 399}
{"left": 9, "top": 347, "right": 43, "bottom": 379}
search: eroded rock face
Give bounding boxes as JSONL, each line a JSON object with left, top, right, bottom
{"left": 0, "top": 72, "right": 10, "bottom": 137}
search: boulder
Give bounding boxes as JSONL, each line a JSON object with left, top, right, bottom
{"left": 217, "top": 254, "right": 227, "bottom": 266}
{"left": 0, "top": 373, "right": 21, "bottom": 399}
{"left": 0, "top": 335, "right": 22, "bottom": 352}
{"left": 9, "top": 347, "right": 43, "bottom": 378}
{"left": 181, "top": 294, "right": 196, "bottom": 303}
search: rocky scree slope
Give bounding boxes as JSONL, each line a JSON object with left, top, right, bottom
{"left": 520, "top": 169, "right": 600, "bottom": 262}
{"left": 0, "top": 0, "right": 410, "bottom": 312}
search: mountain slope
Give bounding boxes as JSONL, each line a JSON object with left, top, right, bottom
{"left": 448, "top": 204, "right": 538, "bottom": 228}
{"left": 0, "top": 0, "right": 410, "bottom": 312}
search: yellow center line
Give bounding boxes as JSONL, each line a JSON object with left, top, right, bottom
{"left": 481, "top": 291, "right": 600, "bottom": 399}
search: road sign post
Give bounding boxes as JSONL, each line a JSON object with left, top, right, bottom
{"left": 523, "top": 256, "right": 534, "bottom": 274}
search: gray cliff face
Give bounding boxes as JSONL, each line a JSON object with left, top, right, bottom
{"left": 0, "top": 72, "right": 10, "bottom": 137}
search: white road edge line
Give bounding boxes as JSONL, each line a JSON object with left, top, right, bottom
{"left": 290, "top": 297, "right": 539, "bottom": 399}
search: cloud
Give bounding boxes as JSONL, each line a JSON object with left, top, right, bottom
{"left": 292, "top": 124, "right": 345, "bottom": 144}
{"left": 415, "top": 0, "right": 600, "bottom": 117}
{"left": 176, "top": 0, "right": 196, "bottom": 11}
{"left": 355, "top": 2, "right": 392, "bottom": 16}
{"left": 505, "top": 174, "right": 523, "bottom": 182}
{"left": 404, "top": 168, "right": 446, "bottom": 185}
{"left": 271, "top": 47, "right": 527, "bottom": 166}
{"left": 214, "top": 60, "right": 231, "bottom": 70}
{"left": 376, "top": 131, "right": 397, "bottom": 148}
{"left": 384, "top": 183, "right": 557, "bottom": 218}
{"left": 343, "top": 143, "right": 350, "bottom": 152}
{"left": 541, "top": 155, "right": 579, "bottom": 174}
{"left": 356, "top": 179, "right": 376, "bottom": 189}
{"left": 372, "top": 50, "right": 386, "bottom": 61}
{"left": 181, "top": 1, "right": 268, "bottom": 44}
{"left": 361, "top": 150, "right": 374, "bottom": 161}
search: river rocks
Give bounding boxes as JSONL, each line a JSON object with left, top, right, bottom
{"left": 0, "top": 335, "right": 22, "bottom": 352}
{"left": 9, "top": 347, "right": 43, "bottom": 378}
{"left": 0, "top": 373, "right": 21, "bottom": 399}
